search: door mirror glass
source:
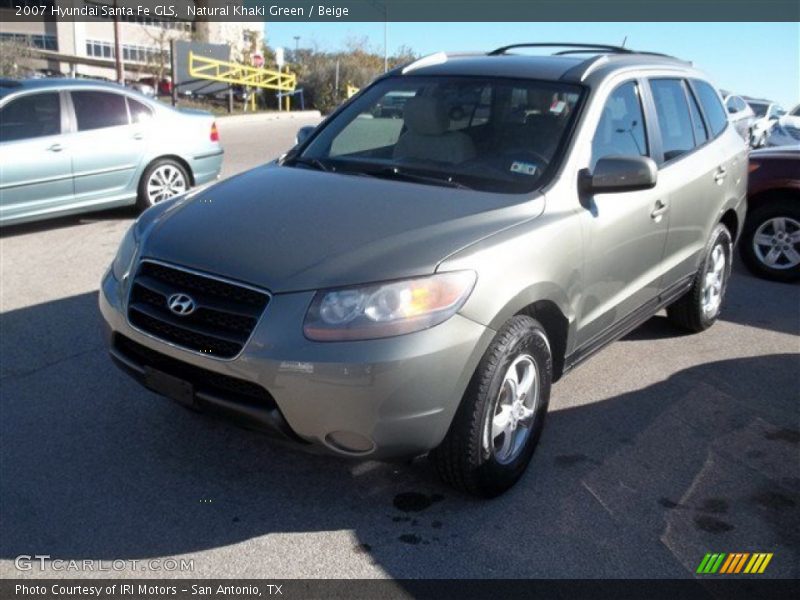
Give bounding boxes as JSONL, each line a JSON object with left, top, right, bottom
{"left": 296, "top": 125, "right": 315, "bottom": 145}
{"left": 581, "top": 155, "right": 658, "bottom": 194}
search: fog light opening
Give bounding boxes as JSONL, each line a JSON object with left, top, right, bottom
{"left": 325, "top": 431, "right": 375, "bottom": 455}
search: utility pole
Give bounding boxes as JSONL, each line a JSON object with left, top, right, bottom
{"left": 293, "top": 36, "right": 300, "bottom": 53}
{"left": 113, "top": 0, "right": 123, "bottom": 83}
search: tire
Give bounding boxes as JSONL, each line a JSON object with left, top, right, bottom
{"left": 431, "top": 315, "right": 552, "bottom": 498}
{"left": 137, "top": 158, "right": 190, "bottom": 210}
{"left": 667, "top": 223, "right": 733, "bottom": 333}
{"left": 738, "top": 200, "right": 800, "bottom": 283}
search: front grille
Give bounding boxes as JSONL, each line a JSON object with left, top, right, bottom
{"left": 114, "top": 334, "right": 274, "bottom": 408}
{"left": 127, "top": 260, "right": 270, "bottom": 359}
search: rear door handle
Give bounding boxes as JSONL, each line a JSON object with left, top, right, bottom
{"left": 132, "top": 132, "right": 144, "bottom": 140}
{"left": 650, "top": 200, "right": 669, "bottom": 221}
{"left": 714, "top": 166, "right": 727, "bottom": 183}
{"left": 47, "top": 143, "right": 63, "bottom": 152}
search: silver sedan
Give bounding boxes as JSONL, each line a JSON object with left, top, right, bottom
{"left": 0, "top": 78, "right": 223, "bottom": 226}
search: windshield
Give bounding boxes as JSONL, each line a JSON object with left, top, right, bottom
{"left": 293, "top": 76, "right": 584, "bottom": 193}
{"left": 792, "top": 105, "right": 800, "bottom": 117}
{"left": 749, "top": 102, "right": 768, "bottom": 117}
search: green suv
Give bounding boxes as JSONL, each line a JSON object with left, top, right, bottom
{"left": 101, "top": 44, "right": 747, "bottom": 496}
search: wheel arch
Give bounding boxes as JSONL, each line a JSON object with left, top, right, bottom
{"left": 142, "top": 154, "right": 195, "bottom": 187}
{"left": 515, "top": 299, "right": 569, "bottom": 381}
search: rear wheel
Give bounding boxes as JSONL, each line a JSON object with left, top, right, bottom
{"left": 431, "top": 315, "right": 551, "bottom": 497}
{"left": 137, "top": 159, "right": 189, "bottom": 210}
{"left": 667, "top": 223, "right": 732, "bottom": 332}
{"left": 739, "top": 200, "right": 800, "bottom": 282}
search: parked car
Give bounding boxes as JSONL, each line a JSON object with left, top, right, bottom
{"left": 765, "top": 103, "right": 800, "bottom": 147}
{"left": 722, "top": 92, "right": 755, "bottom": 143}
{"left": 739, "top": 146, "right": 800, "bottom": 282}
{"left": 0, "top": 78, "right": 223, "bottom": 226}
{"left": 137, "top": 76, "right": 172, "bottom": 97}
{"left": 101, "top": 44, "right": 747, "bottom": 497}
{"left": 746, "top": 98, "right": 786, "bottom": 147}
{"left": 128, "top": 79, "right": 156, "bottom": 97}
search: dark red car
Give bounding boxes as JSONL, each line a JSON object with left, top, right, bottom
{"left": 740, "top": 146, "right": 800, "bottom": 282}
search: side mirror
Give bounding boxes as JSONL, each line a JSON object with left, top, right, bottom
{"left": 580, "top": 155, "right": 658, "bottom": 194}
{"left": 296, "top": 125, "right": 315, "bottom": 145}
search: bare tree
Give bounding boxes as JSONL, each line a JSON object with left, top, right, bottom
{"left": 0, "top": 41, "right": 33, "bottom": 78}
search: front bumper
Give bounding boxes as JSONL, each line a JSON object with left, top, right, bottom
{"left": 99, "top": 268, "right": 493, "bottom": 459}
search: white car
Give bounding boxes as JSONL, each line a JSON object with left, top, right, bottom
{"left": 723, "top": 94, "right": 755, "bottom": 142}
{"left": 746, "top": 99, "right": 786, "bottom": 147}
{"left": 766, "top": 103, "right": 800, "bottom": 147}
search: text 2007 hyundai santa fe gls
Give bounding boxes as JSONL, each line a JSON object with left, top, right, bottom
{"left": 101, "top": 44, "right": 747, "bottom": 496}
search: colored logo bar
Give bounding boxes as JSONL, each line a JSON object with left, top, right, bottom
{"left": 697, "top": 553, "right": 773, "bottom": 574}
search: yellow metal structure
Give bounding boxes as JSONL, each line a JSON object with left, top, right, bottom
{"left": 188, "top": 52, "right": 297, "bottom": 111}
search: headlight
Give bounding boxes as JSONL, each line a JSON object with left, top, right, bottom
{"left": 303, "top": 271, "right": 477, "bottom": 341}
{"left": 111, "top": 224, "right": 138, "bottom": 281}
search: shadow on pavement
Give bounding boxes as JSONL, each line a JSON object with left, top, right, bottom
{"left": 0, "top": 206, "right": 137, "bottom": 240}
{"left": 0, "top": 286, "right": 798, "bottom": 578}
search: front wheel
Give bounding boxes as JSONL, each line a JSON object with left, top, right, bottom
{"left": 739, "top": 200, "right": 800, "bottom": 282}
{"left": 667, "top": 223, "right": 732, "bottom": 333}
{"left": 431, "top": 315, "right": 552, "bottom": 497}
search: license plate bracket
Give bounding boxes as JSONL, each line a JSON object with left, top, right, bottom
{"left": 144, "top": 367, "right": 194, "bottom": 407}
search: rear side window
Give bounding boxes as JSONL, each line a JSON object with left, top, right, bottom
{"left": 0, "top": 92, "right": 61, "bottom": 142}
{"left": 71, "top": 91, "right": 129, "bottom": 131}
{"left": 649, "top": 79, "right": 695, "bottom": 162}
{"left": 591, "top": 81, "right": 648, "bottom": 169}
{"left": 127, "top": 97, "right": 153, "bottom": 124}
{"left": 692, "top": 80, "right": 728, "bottom": 137}
{"left": 686, "top": 86, "right": 708, "bottom": 145}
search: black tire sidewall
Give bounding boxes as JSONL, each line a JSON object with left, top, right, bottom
{"left": 473, "top": 318, "right": 552, "bottom": 496}
{"left": 137, "top": 159, "right": 189, "bottom": 210}
{"left": 739, "top": 201, "right": 800, "bottom": 283}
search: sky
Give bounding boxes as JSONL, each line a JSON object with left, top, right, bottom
{"left": 266, "top": 22, "right": 800, "bottom": 108}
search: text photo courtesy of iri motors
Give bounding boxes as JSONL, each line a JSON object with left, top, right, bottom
{"left": 0, "top": 1, "right": 798, "bottom": 598}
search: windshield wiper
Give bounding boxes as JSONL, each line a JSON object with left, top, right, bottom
{"left": 362, "top": 166, "right": 472, "bottom": 190}
{"left": 288, "top": 156, "right": 332, "bottom": 172}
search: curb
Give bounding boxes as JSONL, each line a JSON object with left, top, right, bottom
{"left": 216, "top": 110, "right": 321, "bottom": 124}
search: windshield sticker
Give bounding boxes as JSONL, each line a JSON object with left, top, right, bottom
{"left": 550, "top": 100, "right": 566, "bottom": 114}
{"left": 510, "top": 161, "right": 538, "bottom": 176}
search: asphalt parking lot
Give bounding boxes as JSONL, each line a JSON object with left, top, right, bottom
{"left": 1, "top": 114, "right": 798, "bottom": 580}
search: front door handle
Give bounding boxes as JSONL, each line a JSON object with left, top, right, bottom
{"left": 650, "top": 199, "right": 669, "bottom": 221}
{"left": 47, "top": 143, "right": 63, "bottom": 152}
{"left": 132, "top": 132, "right": 144, "bottom": 140}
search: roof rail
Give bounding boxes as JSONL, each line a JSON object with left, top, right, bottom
{"left": 488, "top": 43, "right": 634, "bottom": 56}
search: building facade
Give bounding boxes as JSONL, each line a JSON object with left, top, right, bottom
{"left": 0, "top": 0, "right": 263, "bottom": 82}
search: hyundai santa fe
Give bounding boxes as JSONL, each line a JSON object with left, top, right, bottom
{"left": 100, "top": 44, "right": 747, "bottom": 497}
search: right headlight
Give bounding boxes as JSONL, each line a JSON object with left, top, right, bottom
{"left": 111, "top": 224, "right": 139, "bottom": 281}
{"left": 303, "top": 271, "right": 477, "bottom": 341}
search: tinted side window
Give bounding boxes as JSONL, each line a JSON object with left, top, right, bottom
{"left": 127, "top": 97, "right": 153, "bottom": 124}
{"left": 71, "top": 91, "right": 129, "bottom": 131}
{"left": 0, "top": 92, "right": 61, "bottom": 142}
{"left": 686, "top": 85, "right": 708, "bottom": 145}
{"left": 692, "top": 80, "right": 728, "bottom": 137}
{"left": 650, "top": 79, "right": 695, "bottom": 162}
{"left": 591, "top": 81, "right": 648, "bottom": 169}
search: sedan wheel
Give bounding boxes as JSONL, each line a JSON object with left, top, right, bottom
{"left": 147, "top": 164, "right": 187, "bottom": 204}
{"left": 137, "top": 159, "right": 190, "bottom": 210}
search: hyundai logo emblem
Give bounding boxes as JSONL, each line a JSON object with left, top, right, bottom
{"left": 167, "top": 293, "right": 196, "bottom": 316}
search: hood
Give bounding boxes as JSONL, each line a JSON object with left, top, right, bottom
{"left": 142, "top": 164, "right": 542, "bottom": 293}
